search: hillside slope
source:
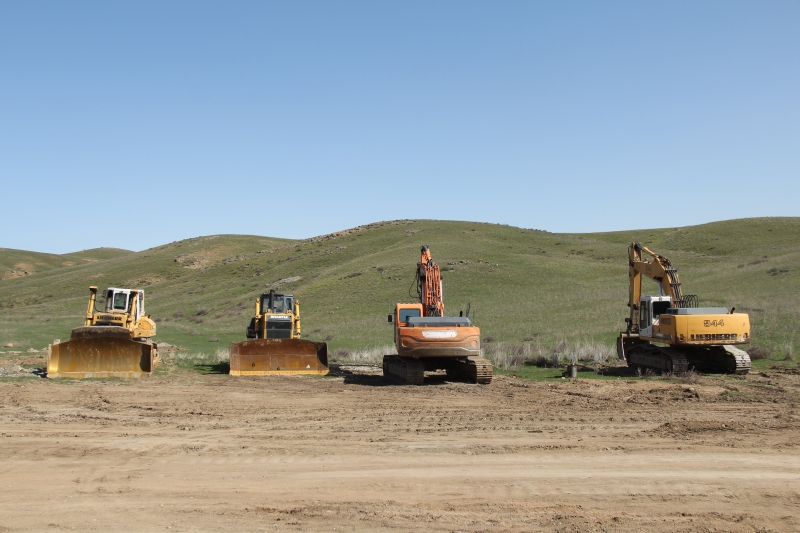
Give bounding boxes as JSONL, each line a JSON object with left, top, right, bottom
{"left": 1, "top": 218, "right": 798, "bottom": 357}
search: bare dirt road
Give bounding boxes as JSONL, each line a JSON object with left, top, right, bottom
{"left": 1, "top": 364, "right": 799, "bottom": 532}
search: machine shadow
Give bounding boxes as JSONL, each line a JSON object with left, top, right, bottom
{"left": 331, "top": 365, "right": 468, "bottom": 387}
{"left": 194, "top": 362, "right": 231, "bottom": 374}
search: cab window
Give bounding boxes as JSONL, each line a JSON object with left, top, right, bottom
{"left": 399, "top": 309, "right": 421, "bottom": 323}
{"left": 652, "top": 300, "right": 671, "bottom": 321}
{"left": 639, "top": 301, "right": 650, "bottom": 329}
{"left": 113, "top": 292, "right": 128, "bottom": 311}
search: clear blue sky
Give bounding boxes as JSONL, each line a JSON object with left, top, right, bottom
{"left": 2, "top": 1, "right": 798, "bottom": 254}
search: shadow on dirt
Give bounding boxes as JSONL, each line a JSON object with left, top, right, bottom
{"left": 194, "top": 362, "right": 230, "bottom": 374}
{"left": 594, "top": 365, "right": 639, "bottom": 377}
{"left": 330, "top": 365, "right": 474, "bottom": 387}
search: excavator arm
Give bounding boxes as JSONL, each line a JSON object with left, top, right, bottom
{"left": 626, "top": 242, "right": 693, "bottom": 334}
{"left": 417, "top": 245, "right": 445, "bottom": 317}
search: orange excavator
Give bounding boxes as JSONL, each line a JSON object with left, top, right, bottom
{"left": 384, "top": 245, "right": 492, "bottom": 385}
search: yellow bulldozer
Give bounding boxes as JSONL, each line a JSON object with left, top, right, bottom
{"left": 48, "top": 286, "right": 159, "bottom": 378}
{"left": 617, "top": 242, "right": 751, "bottom": 374}
{"left": 229, "top": 290, "right": 328, "bottom": 375}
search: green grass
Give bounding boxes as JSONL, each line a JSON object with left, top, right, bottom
{"left": 1, "top": 218, "right": 798, "bottom": 366}
{"left": 495, "top": 365, "right": 633, "bottom": 382}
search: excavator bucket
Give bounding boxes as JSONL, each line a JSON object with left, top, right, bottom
{"left": 47, "top": 327, "right": 159, "bottom": 379}
{"left": 229, "top": 339, "right": 328, "bottom": 376}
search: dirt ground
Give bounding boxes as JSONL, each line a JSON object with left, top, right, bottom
{"left": 1, "top": 360, "right": 799, "bottom": 533}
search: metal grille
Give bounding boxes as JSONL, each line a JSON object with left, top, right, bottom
{"left": 691, "top": 333, "right": 737, "bottom": 341}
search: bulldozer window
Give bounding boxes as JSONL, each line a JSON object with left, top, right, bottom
{"left": 261, "top": 294, "right": 293, "bottom": 314}
{"left": 399, "top": 309, "right": 421, "bottom": 323}
{"left": 112, "top": 292, "right": 128, "bottom": 311}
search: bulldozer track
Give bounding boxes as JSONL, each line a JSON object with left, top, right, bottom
{"left": 382, "top": 355, "right": 424, "bottom": 385}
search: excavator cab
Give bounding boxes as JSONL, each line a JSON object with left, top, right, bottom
{"left": 638, "top": 295, "right": 672, "bottom": 338}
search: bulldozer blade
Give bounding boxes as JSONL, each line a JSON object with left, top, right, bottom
{"left": 229, "top": 339, "right": 328, "bottom": 375}
{"left": 47, "top": 326, "right": 158, "bottom": 379}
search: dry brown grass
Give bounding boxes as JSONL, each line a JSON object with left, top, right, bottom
{"left": 485, "top": 340, "right": 614, "bottom": 370}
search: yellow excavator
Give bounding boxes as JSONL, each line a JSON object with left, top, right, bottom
{"left": 384, "top": 245, "right": 492, "bottom": 385}
{"left": 229, "top": 290, "right": 328, "bottom": 375}
{"left": 48, "top": 286, "right": 159, "bottom": 378}
{"left": 617, "top": 242, "right": 751, "bottom": 374}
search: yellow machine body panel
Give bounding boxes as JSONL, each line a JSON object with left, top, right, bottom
{"left": 649, "top": 312, "right": 751, "bottom": 346}
{"left": 47, "top": 287, "right": 159, "bottom": 379}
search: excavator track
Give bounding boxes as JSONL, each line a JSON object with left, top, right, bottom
{"left": 627, "top": 343, "right": 689, "bottom": 374}
{"left": 382, "top": 355, "right": 425, "bottom": 385}
{"left": 446, "top": 356, "right": 493, "bottom": 384}
{"left": 686, "top": 345, "right": 751, "bottom": 375}
{"left": 628, "top": 342, "right": 751, "bottom": 375}
{"left": 723, "top": 346, "right": 752, "bottom": 375}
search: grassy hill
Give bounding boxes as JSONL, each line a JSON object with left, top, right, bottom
{"left": 0, "top": 247, "right": 132, "bottom": 281}
{"left": 1, "top": 218, "right": 798, "bottom": 363}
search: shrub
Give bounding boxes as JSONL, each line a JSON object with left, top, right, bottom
{"left": 325, "top": 334, "right": 334, "bottom": 341}
{"left": 746, "top": 346, "right": 771, "bottom": 360}
{"left": 327, "top": 345, "right": 393, "bottom": 364}
{"left": 196, "top": 307, "right": 208, "bottom": 316}
{"left": 680, "top": 370, "right": 699, "bottom": 384}
{"left": 208, "top": 337, "right": 219, "bottom": 342}
{"left": 483, "top": 336, "right": 495, "bottom": 343}
{"left": 782, "top": 342, "right": 794, "bottom": 361}
{"left": 174, "top": 311, "right": 184, "bottom": 319}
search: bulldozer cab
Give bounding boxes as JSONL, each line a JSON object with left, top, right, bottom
{"left": 103, "top": 288, "right": 143, "bottom": 321}
{"left": 261, "top": 292, "right": 294, "bottom": 314}
{"left": 639, "top": 295, "right": 672, "bottom": 337}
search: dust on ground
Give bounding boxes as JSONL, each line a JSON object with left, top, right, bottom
{"left": 1, "top": 356, "right": 799, "bottom": 532}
